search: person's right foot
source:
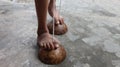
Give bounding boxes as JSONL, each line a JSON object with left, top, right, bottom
{"left": 37, "top": 33, "right": 60, "bottom": 50}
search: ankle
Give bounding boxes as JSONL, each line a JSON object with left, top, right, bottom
{"left": 37, "top": 30, "right": 49, "bottom": 36}
{"left": 37, "top": 32, "right": 50, "bottom": 38}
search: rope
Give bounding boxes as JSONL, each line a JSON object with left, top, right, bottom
{"left": 52, "top": 0, "right": 62, "bottom": 42}
{"left": 52, "top": 13, "right": 55, "bottom": 42}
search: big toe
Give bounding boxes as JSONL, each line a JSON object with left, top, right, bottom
{"left": 55, "top": 44, "right": 59, "bottom": 48}
{"left": 53, "top": 41, "right": 60, "bottom": 49}
{"left": 55, "top": 21, "right": 60, "bottom": 25}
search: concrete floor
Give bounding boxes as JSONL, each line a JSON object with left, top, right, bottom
{"left": 0, "top": 0, "right": 120, "bottom": 67}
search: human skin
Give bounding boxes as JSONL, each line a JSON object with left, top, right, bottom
{"left": 48, "top": 0, "right": 64, "bottom": 25}
{"left": 35, "top": 0, "right": 64, "bottom": 50}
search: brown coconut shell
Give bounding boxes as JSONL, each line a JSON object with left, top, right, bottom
{"left": 47, "top": 21, "right": 68, "bottom": 35}
{"left": 38, "top": 44, "right": 66, "bottom": 65}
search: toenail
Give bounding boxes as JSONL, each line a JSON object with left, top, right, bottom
{"left": 56, "top": 44, "right": 59, "bottom": 48}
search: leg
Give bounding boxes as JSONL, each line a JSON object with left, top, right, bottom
{"left": 48, "top": 0, "right": 64, "bottom": 25}
{"left": 35, "top": 0, "right": 59, "bottom": 50}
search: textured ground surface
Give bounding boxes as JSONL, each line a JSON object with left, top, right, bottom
{"left": 0, "top": 0, "right": 120, "bottom": 67}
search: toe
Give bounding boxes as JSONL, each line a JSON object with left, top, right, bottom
{"left": 57, "top": 21, "right": 60, "bottom": 24}
{"left": 53, "top": 42, "right": 59, "bottom": 49}
{"left": 50, "top": 41, "right": 55, "bottom": 50}
{"left": 54, "top": 17, "right": 60, "bottom": 25}
{"left": 43, "top": 42, "right": 47, "bottom": 49}
{"left": 47, "top": 42, "right": 51, "bottom": 50}
{"left": 59, "top": 19, "right": 63, "bottom": 25}
{"left": 55, "top": 44, "right": 59, "bottom": 49}
{"left": 59, "top": 20, "right": 62, "bottom": 25}
{"left": 59, "top": 16, "right": 64, "bottom": 24}
{"left": 39, "top": 42, "right": 44, "bottom": 48}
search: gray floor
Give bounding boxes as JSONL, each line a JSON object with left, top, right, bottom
{"left": 0, "top": 0, "right": 120, "bottom": 67}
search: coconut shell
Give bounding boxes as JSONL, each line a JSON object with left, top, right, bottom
{"left": 38, "top": 44, "right": 66, "bottom": 65}
{"left": 47, "top": 21, "right": 68, "bottom": 35}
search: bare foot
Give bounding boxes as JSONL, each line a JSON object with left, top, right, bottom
{"left": 54, "top": 15, "right": 64, "bottom": 26}
{"left": 48, "top": 0, "right": 64, "bottom": 25}
{"left": 37, "top": 33, "right": 60, "bottom": 50}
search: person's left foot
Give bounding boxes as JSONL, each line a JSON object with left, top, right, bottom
{"left": 48, "top": 0, "right": 64, "bottom": 26}
{"left": 49, "top": 10, "right": 64, "bottom": 26}
{"left": 54, "top": 16, "right": 64, "bottom": 26}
